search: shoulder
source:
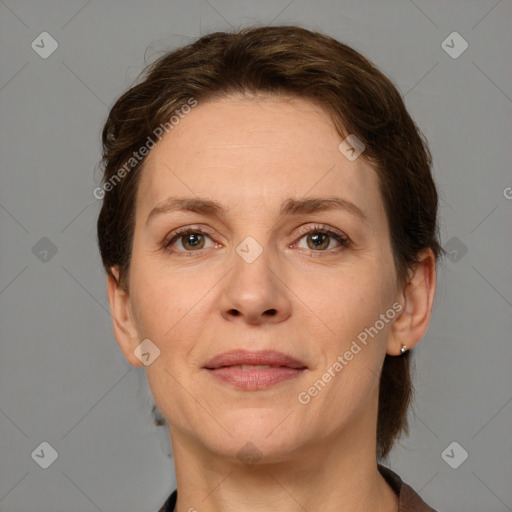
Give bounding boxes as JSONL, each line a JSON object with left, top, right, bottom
{"left": 378, "top": 464, "right": 438, "bottom": 512}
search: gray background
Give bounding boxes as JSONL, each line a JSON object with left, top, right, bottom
{"left": 1, "top": 1, "right": 511, "bottom": 511}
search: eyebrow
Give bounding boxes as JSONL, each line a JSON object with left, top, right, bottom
{"left": 146, "top": 195, "right": 370, "bottom": 225}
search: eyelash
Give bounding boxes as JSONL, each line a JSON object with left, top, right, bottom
{"left": 162, "top": 224, "right": 351, "bottom": 256}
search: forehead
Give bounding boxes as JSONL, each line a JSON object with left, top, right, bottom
{"left": 136, "top": 95, "right": 384, "bottom": 224}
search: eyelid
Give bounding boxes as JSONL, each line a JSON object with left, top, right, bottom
{"left": 294, "top": 222, "right": 346, "bottom": 239}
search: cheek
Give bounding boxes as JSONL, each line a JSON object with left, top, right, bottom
{"left": 304, "top": 268, "right": 395, "bottom": 417}
{"left": 307, "top": 277, "right": 393, "bottom": 409}
{"left": 133, "top": 283, "right": 193, "bottom": 347}
{"left": 129, "top": 260, "right": 217, "bottom": 378}
{"left": 128, "top": 246, "right": 196, "bottom": 337}
{"left": 320, "top": 266, "right": 393, "bottom": 338}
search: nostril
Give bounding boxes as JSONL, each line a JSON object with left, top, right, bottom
{"left": 265, "top": 309, "right": 277, "bottom": 316}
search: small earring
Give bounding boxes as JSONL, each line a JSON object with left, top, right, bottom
{"left": 400, "top": 345, "right": 408, "bottom": 354}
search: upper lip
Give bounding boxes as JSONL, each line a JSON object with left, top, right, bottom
{"left": 203, "top": 349, "right": 308, "bottom": 369}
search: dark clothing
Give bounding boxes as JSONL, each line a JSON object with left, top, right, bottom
{"left": 158, "top": 463, "right": 438, "bottom": 511}
{"left": 377, "top": 464, "right": 438, "bottom": 512}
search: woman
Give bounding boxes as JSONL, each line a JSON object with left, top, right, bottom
{"left": 97, "top": 25, "right": 441, "bottom": 512}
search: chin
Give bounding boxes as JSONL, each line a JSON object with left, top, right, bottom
{"left": 197, "top": 411, "right": 306, "bottom": 464}
{"left": 206, "top": 436, "right": 303, "bottom": 467}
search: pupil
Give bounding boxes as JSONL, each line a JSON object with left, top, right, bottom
{"left": 310, "top": 233, "right": 327, "bottom": 249}
{"left": 186, "top": 234, "right": 201, "bottom": 247}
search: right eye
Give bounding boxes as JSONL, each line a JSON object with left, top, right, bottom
{"left": 162, "top": 227, "right": 218, "bottom": 255}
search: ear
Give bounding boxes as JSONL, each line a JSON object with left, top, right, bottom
{"left": 386, "top": 248, "right": 437, "bottom": 356}
{"left": 106, "top": 267, "right": 144, "bottom": 367}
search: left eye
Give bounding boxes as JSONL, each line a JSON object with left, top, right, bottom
{"left": 293, "top": 227, "right": 350, "bottom": 251}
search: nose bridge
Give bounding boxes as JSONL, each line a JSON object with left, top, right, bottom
{"left": 232, "top": 234, "right": 276, "bottom": 299}
{"left": 219, "top": 232, "right": 290, "bottom": 324}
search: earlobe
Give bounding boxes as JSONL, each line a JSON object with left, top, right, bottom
{"left": 386, "top": 248, "right": 437, "bottom": 356}
{"left": 106, "top": 267, "right": 144, "bottom": 367}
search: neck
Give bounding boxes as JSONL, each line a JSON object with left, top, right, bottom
{"left": 168, "top": 396, "right": 398, "bottom": 512}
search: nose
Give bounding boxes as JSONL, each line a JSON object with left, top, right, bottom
{"left": 218, "top": 245, "right": 292, "bottom": 325}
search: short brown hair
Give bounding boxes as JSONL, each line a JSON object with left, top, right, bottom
{"left": 97, "top": 25, "right": 442, "bottom": 459}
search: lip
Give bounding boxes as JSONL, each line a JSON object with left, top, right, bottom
{"left": 203, "top": 349, "right": 308, "bottom": 391}
{"left": 203, "top": 349, "right": 307, "bottom": 370}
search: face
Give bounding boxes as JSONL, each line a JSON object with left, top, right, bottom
{"left": 111, "top": 95, "right": 410, "bottom": 464}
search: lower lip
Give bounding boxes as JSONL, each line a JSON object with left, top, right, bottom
{"left": 205, "top": 367, "right": 305, "bottom": 390}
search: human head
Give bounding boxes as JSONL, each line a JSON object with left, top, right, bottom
{"left": 97, "top": 25, "right": 441, "bottom": 460}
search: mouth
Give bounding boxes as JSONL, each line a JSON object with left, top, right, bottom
{"left": 221, "top": 364, "right": 274, "bottom": 370}
{"left": 203, "top": 349, "right": 307, "bottom": 370}
{"left": 203, "top": 349, "right": 308, "bottom": 390}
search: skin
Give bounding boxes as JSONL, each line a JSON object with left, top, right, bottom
{"left": 107, "top": 95, "right": 436, "bottom": 512}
